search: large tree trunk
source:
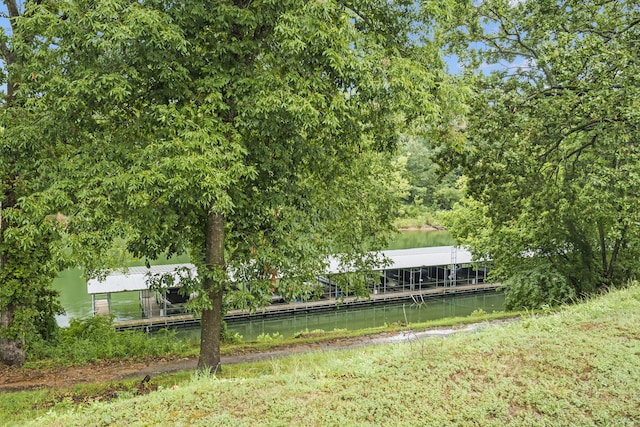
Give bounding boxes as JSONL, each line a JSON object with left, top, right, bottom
{"left": 197, "top": 211, "right": 225, "bottom": 371}
{"left": 0, "top": 306, "right": 25, "bottom": 366}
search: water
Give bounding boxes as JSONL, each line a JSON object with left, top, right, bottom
{"left": 52, "top": 230, "right": 503, "bottom": 335}
{"left": 53, "top": 254, "right": 190, "bottom": 326}
{"left": 224, "top": 292, "right": 504, "bottom": 341}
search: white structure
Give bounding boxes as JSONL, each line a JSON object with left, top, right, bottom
{"left": 87, "top": 246, "right": 488, "bottom": 317}
{"left": 326, "top": 246, "right": 476, "bottom": 274}
{"left": 88, "top": 264, "right": 197, "bottom": 316}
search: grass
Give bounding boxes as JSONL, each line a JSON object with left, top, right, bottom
{"left": 0, "top": 310, "right": 516, "bottom": 426}
{"left": 24, "top": 308, "right": 517, "bottom": 369}
{"left": 5, "top": 284, "right": 640, "bottom": 426}
{"left": 0, "top": 372, "right": 193, "bottom": 426}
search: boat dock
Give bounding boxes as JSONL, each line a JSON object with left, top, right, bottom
{"left": 87, "top": 246, "right": 498, "bottom": 331}
{"left": 114, "top": 282, "right": 501, "bottom": 331}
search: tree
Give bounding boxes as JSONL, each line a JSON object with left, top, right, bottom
{"left": 0, "top": 0, "right": 72, "bottom": 366}
{"left": 398, "top": 136, "right": 462, "bottom": 210}
{"left": 19, "top": 0, "right": 461, "bottom": 369}
{"left": 442, "top": 0, "right": 640, "bottom": 308}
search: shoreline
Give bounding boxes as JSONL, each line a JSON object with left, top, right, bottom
{"left": 396, "top": 225, "right": 447, "bottom": 231}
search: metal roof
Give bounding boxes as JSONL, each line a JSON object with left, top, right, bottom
{"left": 87, "top": 264, "right": 197, "bottom": 294}
{"left": 88, "top": 246, "right": 481, "bottom": 294}
{"left": 326, "top": 246, "right": 476, "bottom": 274}
{"left": 386, "top": 246, "right": 476, "bottom": 268}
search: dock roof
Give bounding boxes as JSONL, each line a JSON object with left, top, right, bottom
{"left": 87, "top": 264, "right": 197, "bottom": 294}
{"left": 88, "top": 246, "right": 480, "bottom": 294}
{"left": 326, "top": 246, "right": 476, "bottom": 274}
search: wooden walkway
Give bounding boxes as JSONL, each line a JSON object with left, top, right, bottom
{"left": 114, "top": 282, "right": 502, "bottom": 331}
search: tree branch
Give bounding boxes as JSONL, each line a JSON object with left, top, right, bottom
{"left": 483, "top": 6, "right": 555, "bottom": 86}
{"left": 1, "top": 0, "right": 20, "bottom": 100}
{"left": 3, "top": 0, "right": 19, "bottom": 19}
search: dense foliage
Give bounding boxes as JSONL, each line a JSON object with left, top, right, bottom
{"left": 398, "top": 136, "right": 463, "bottom": 212}
{"left": 442, "top": 0, "right": 640, "bottom": 308}
{"left": 0, "top": 0, "right": 73, "bottom": 366}
{"left": 27, "top": 316, "right": 192, "bottom": 365}
{"left": 5, "top": 0, "right": 633, "bottom": 368}
{"left": 8, "top": 0, "right": 462, "bottom": 368}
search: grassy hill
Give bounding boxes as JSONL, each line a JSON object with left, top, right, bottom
{"left": 20, "top": 284, "right": 640, "bottom": 426}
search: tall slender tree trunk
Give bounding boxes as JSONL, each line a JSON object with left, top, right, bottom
{"left": 0, "top": 0, "right": 26, "bottom": 368}
{"left": 606, "top": 225, "right": 627, "bottom": 282}
{"left": 0, "top": 188, "right": 26, "bottom": 366}
{"left": 197, "top": 211, "right": 225, "bottom": 371}
{"left": 597, "top": 221, "right": 607, "bottom": 276}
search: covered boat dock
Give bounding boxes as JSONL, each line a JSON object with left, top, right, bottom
{"left": 87, "top": 246, "right": 495, "bottom": 330}
{"left": 88, "top": 264, "right": 197, "bottom": 319}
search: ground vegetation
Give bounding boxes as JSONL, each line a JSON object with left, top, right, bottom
{"left": 9, "top": 283, "right": 640, "bottom": 426}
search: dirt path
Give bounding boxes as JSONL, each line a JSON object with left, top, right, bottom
{"left": 0, "top": 319, "right": 514, "bottom": 393}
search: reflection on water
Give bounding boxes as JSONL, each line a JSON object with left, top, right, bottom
{"left": 53, "top": 230, "right": 463, "bottom": 328}
{"left": 54, "top": 269, "right": 92, "bottom": 325}
{"left": 181, "top": 292, "right": 505, "bottom": 342}
{"left": 53, "top": 268, "right": 150, "bottom": 326}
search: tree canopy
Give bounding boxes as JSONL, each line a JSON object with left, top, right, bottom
{"left": 11, "top": 0, "right": 462, "bottom": 368}
{"left": 398, "top": 136, "right": 462, "bottom": 211}
{"left": 442, "top": 0, "right": 640, "bottom": 309}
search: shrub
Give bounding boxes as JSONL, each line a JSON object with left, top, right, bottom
{"left": 504, "top": 262, "right": 576, "bottom": 310}
{"left": 27, "top": 316, "right": 191, "bottom": 365}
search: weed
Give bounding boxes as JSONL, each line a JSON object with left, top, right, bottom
{"left": 256, "top": 332, "right": 283, "bottom": 342}
{"left": 470, "top": 308, "right": 487, "bottom": 317}
{"left": 25, "top": 318, "right": 196, "bottom": 367}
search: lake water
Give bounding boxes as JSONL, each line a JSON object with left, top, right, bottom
{"left": 53, "top": 253, "right": 190, "bottom": 326}
{"left": 52, "top": 230, "right": 504, "bottom": 335}
{"left": 224, "top": 291, "right": 504, "bottom": 341}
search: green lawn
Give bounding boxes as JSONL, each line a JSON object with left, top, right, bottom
{"left": 12, "top": 283, "right": 640, "bottom": 426}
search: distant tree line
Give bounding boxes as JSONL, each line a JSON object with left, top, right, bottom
{"left": 397, "top": 136, "right": 462, "bottom": 214}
